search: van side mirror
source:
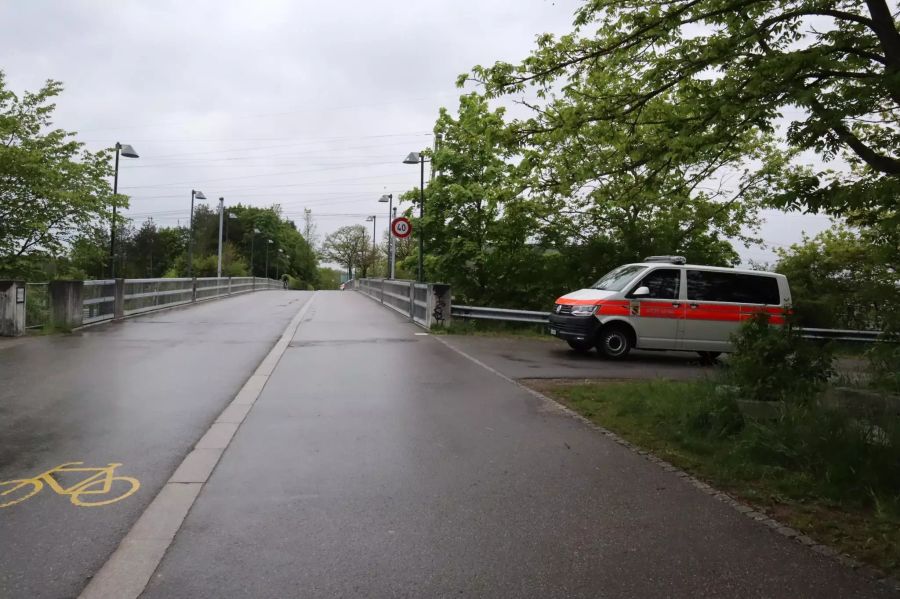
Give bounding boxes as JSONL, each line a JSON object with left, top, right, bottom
{"left": 632, "top": 286, "right": 650, "bottom": 297}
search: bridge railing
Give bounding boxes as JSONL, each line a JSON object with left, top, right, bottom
{"left": 3, "top": 276, "right": 286, "bottom": 334}
{"left": 354, "top": 278, "right": 451, "bottom": 329}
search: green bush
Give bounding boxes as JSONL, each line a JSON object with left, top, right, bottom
{"left": 726, "top": 312, "right": 834, "bottom": 403}
{"left": 867, "top": 334, "right": 900, "bottom": 394}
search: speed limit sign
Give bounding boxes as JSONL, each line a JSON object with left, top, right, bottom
{"left": 391, "top": 217, "right": 412, "bottom": 238}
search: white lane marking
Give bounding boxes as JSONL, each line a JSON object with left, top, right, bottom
{"left": 79, "top": 292, "right": 317, "bottom": 599}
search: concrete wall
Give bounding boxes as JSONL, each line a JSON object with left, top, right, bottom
{"left": 0, "top": 281, "right": 26, "bottom": 336}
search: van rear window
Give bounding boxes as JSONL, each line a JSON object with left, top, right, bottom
{"left": 687, "top": 271, "right": 780, "bottom": 304}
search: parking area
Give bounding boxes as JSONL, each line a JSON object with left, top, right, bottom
{"left": 437, "top": 334, "right": 713, "bottom": 381}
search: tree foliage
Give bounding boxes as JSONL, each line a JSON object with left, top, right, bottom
{"left": 464, "top": 0, "right": 899, "bottom": 230}
{"left": 320, "top": 225, "right": 371, "bottom": 279}
{"left": 776, "top": 225, "right": 899, "bottom": 330}
{"left": 411, "top": 91, "right": 764, "bottom": 308}
{"left": 0, "top": 72, "right": 115, "bottom": 277}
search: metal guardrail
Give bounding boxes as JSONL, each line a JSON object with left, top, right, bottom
{"left": 451, "top": 305, "right": 549, "bottom": 324}
{"left": 797, "top": 328, "right": 886, "bottom": 342}
{"left": 25, "top": 276, "right": 285, "bottom": 330}
{"left": 355, "top": 278, "right": 451, "bottom": 329}
{"left": 450, "top": 305, "right": 888, "bottom": 342}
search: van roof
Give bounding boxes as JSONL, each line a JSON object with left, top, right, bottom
{"left": 629, "top": 262, "right": 782, "bottom": 277}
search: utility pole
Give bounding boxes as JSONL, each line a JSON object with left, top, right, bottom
{"left": 391, "top": 206, "right": 397, "bottom": 279}
{"left": 217, "top": 197, "right": 224, "bottom": 278}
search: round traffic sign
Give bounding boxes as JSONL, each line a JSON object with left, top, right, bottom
{"left": 391, "top": 217, "right": 412, "bottom": 238}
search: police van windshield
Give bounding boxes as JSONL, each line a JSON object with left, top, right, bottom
{"left": 590, "top": 265, "right": 647, "bottom": 291}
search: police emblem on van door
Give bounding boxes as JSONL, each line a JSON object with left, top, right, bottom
{"left": 630, "top": 302, "right": 640, "bottom": 316}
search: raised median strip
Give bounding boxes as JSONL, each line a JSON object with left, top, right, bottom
{"left": 78, "top": 292, "right": 316, "bottom": 599}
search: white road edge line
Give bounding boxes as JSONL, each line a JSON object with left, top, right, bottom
{"left": 79, "top": 292, "right": 317, "bottom": 599}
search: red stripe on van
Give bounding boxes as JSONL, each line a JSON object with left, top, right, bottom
{"left": 686, "top": 303, "right": 786, "bottom": 324}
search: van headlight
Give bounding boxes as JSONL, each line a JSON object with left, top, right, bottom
{"left": 570, "top": 305, "right": 598, "bottom": 316}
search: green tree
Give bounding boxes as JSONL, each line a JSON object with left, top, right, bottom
{"left": 0, "top": 73, "right": 116, "bottom": 278}
{"left": 321, "top": 225, "right": 370, "bottom": 279}
{"left": 316, "top": 266, "right": 343, "bottom": 290}
{"left": 776, "top": 226, "right": 899, "bottom": 330}
{"left": 415, "top": 92, "right": 765, "bottom": 308}
{"left": 464, "top": 0, "right": 899, "bottom": 230}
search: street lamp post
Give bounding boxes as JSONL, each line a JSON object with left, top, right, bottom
{"left": 188, "top": 189, "right": 207, "bottom": 277}
{"left": 250, "top": 227, "right": 260, "bottom": 277}
{"left": 277, "top": 248, "right": 285, "bottom": 280}
{"left": 379, "top": 194, "right": 393, "bottom": 278}
{"left": 403, "top": 151, "right": 429, "bottom": 282}
{"left": 216, "top": 197, "right": 224, "bottom": 278}
{"left": 110, "top": 142, "right": 139, "bottom": 277}
{"left": 223, "top": 212, "right": 238, "bottom": 272}
{"left": 265, "top": 239, "right": 273, "bottom": 280}
{"left": 365, "top": 215, "right": 376, "bottom": 277}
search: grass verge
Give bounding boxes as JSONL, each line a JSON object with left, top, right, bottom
{"left": 525, "top": 378, "right": 900, "bottom": 578}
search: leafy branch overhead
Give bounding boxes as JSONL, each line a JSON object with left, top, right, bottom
{"left": 461, "top": 0, "right": 899, "bottom": 224}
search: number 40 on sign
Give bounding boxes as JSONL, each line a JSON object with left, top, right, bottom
{"left": 391, "top": 217, "right": 412, "bottom": 238}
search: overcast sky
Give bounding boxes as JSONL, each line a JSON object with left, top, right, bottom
{"left": 2, "top": 0, "right": 833, "bottom": 266}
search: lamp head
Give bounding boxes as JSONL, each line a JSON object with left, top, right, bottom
{"left": 118, "top": 143, "right": 139, "bottom": 158}
{"left": 403, "top": 152, "right": 420, "bottom": 164}
{"left": 194, "top": 190, "right": 207, "bottom": 200}
{"left": 379, "top": 194, "right": 391, "bottom": 203}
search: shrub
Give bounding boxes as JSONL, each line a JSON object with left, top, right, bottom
{"left": 726, "top": 312, "right": 834, "bottom": 403}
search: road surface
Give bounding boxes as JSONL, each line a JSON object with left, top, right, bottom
{"left": 0, "top": 291, "right": 311, "bottom": 599}
{"left": 138, "top": 291, "right": 894, "bottom": 598}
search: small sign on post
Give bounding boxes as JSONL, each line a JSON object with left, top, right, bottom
{"left": 391, "top": 217, "right": 412, "bottom": 239}
{"left": 16, "top": 287, "right": 25, "bottom": 304}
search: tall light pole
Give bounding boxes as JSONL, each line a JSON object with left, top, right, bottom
{"left": 216, "top": 197, "right": 224, "bottom": 278}
{"left": 110, "top": 142, "right": 139, "bottom": 277}
{"left": 277, "top": 248, "right": 285, "bottom": 280}
{"left": 223, "top": 212, "right": 238, "bottom": 272}
{"left": 403, "top": 151, "right": 429, "bottom": 282}
{"left": 365, "top": 215, "right": 376, "bottom": 277}
{"left": 266, "top": 239, "right": 273, "bottom": 280}
{"left": 250, "top": 227, "right": 260, "bottom": 277}
{"left": 391, "top": 207, "right": 397, "bottom": 278}
{"left": 188, "top": 189, "right": 207, "bottom": 277}
{"left": 379, "top": 194, "right": 392, "bottom": 278}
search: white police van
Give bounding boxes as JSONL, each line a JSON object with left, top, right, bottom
{"left": 548, "top": 256, "right": 791, "bottom": 359}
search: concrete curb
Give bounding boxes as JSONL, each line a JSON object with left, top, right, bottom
{"left": 432, "top": 336, "right": 900, "bottom": 594}
{"left": 79, "top": 292, "right": 316, "bottom": 599}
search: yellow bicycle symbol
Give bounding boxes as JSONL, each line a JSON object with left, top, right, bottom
{"left": 0, "top": 462, "right": 140, "bottom": 508}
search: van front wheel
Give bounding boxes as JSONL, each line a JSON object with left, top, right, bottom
{"left": 597, "top": 325, "right": 632, "bottom": 360}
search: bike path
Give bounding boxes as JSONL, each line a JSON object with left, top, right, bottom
{"left": 0, "top": 291, "right": 311, "bottom": 599}
{"left": 141, "top": 291, "right": 894, "bottom": 598}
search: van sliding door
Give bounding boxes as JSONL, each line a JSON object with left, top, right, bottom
{"left": 682, "top": 270, "right": 782, "bottom": 352}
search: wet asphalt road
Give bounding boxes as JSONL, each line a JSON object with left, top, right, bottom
{"left": 0, "top": 291, "right": 310, "bottom": 599}
{"left": 437, "top": 335, "right": 711, "bottom": 381}
{"left": 141, "top": 291, "right": 894, "bottom": 599}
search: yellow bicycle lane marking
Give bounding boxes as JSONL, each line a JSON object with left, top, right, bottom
{"left": 0, "top": 462, "right": 140, "bottom": 508}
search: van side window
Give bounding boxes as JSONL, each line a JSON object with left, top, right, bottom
{"left": 687, "top": 270, "right": 780, "bottom": 304}
{"left": 630, "top": 268, "right": 680, "bottom": 299}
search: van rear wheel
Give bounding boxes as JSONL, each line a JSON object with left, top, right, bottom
{"left": 697, "top": 351, "right": 721, "bottom": 364}
{"left": 567, "top": 339, "right": 593, "bottom": 354}
{"left": 597, "top": 325, "right": 632, "bottom": 360}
